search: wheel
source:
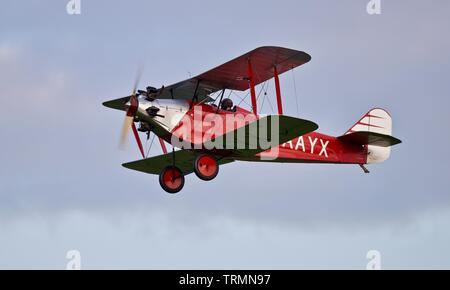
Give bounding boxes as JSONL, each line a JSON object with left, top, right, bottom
{"left": 159, "top": 166, "right": 185, "bottom": 194}
{"left": 194, "top": 154, "right": 219, "bottom": 181}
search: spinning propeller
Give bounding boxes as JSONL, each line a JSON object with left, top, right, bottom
{"left": 119, "top": 69, "right": 167, "bottom": 158}
{"left": 119, "top": 69, "right": 145, "bottom": 158}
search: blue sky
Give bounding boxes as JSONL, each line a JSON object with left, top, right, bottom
{"left": 1, "top": 0, "right": 450, "bottom": 269}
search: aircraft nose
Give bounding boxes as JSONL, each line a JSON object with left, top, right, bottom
{"left": 123, "top": 100, "right": 133, "bottom": 113}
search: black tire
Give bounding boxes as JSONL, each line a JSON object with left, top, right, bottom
{"left": 159, "top": 166, "right": 185, "bottom": 194}
{"left": 194, "top": 154, "right": 219, "bottom": 181}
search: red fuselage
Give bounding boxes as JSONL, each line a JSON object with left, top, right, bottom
{"left": 167, "top": 103, "right": 367, "bottom": 165}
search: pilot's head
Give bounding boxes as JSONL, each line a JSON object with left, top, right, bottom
{"left": 221, "top": 98, "right": 233, "bottom": 111}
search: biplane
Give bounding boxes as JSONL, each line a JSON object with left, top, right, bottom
{"left": 103, "top": 46, "right": 401, "bottom": 193}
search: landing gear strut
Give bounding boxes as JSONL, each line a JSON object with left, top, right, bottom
{"left": 194, "top": 154, "right": 219, "bottom": 181}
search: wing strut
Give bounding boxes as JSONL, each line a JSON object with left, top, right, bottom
{"left": 247, "top": 58, "right": 258, "bottom": 115}
{"left": 188, "top": 80, "right": 201, "bottom": 110}
{"left": 216, "top": 89, "right": 226, "bottom": 113}
{"left": 273, "top": 66, "right": 283, "bottom": 115}
{"left": 131, "top": 122, "right": 145, "bottom": 158}
{"left": 159, "top": 137, "right": 168, "bottom": 154}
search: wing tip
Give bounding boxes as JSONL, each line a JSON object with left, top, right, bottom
{"left": 102, "top": 100, "right": 113, "bottom": 108}
{"left": 102, "top": 96, "right": 130, "bottom": 111}
{"left": 252, "top": 45, "right": 312, "bottom": 63}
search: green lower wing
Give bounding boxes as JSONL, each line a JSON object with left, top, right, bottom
{"left": 122, "top": 150, "right": 234, "bottom": 175}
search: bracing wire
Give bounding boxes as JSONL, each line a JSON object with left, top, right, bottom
{"left": 291, "top": 67, "right": 299, "bottom": 116}
{"left": 256, "top": 80, "right": 266, "bottom": 101}
{"left": 260, "top": 91, "right": 266, "bottom": 112}
{"left": 235, "top": 90, "right": 251, "bottom": 108}
{"left": 265, "top": 89, "right": 275, "bottom": 114}
{"left": 256, "top": 81, "right": 267, "bottom": 111}
{"left": 145, "top": 132, "right": 156, "bottom": 158}
{"left": 254, "top": 67, "right": 267, "bottom": 113}
{"left": 259, "top": 81, "right": 274, "bottom": 114}
{"left": 226, "top": 89, "right": 233, "bottom": 99}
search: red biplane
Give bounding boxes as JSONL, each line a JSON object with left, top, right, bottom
{"left": 103, "top": 46, "right": 401, "bottom": 193}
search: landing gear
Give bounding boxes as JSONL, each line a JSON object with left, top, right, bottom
{"left": 194, "top": 154, "right": 219, "bottom": 181}
{"left": 159, "top": 166, "right": 185, "bottom": 194}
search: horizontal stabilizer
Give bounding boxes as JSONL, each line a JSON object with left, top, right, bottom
{"left": 122, "top": 150, "right": 234, "bottom": 175}
{"left": 338, "top": 131, "right": 402, "bottom": 147}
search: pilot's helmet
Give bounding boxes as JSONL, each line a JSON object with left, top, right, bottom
{"left": 221, "top": 98, "right": 233, "bottom": 110}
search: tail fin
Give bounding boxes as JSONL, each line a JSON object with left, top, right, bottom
{"left": 344, "top": 108, "right": 400, "bottom": 164}
{"left": 345, "top": 108, "right": 392, "bottom": 136}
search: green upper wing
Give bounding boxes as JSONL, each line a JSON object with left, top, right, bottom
{"left": 203, "top": 115, "right": 318, "bottom": 157}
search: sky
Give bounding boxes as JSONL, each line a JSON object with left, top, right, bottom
{"left": 0, "top": 0, "right": 450, "bottom": 269}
